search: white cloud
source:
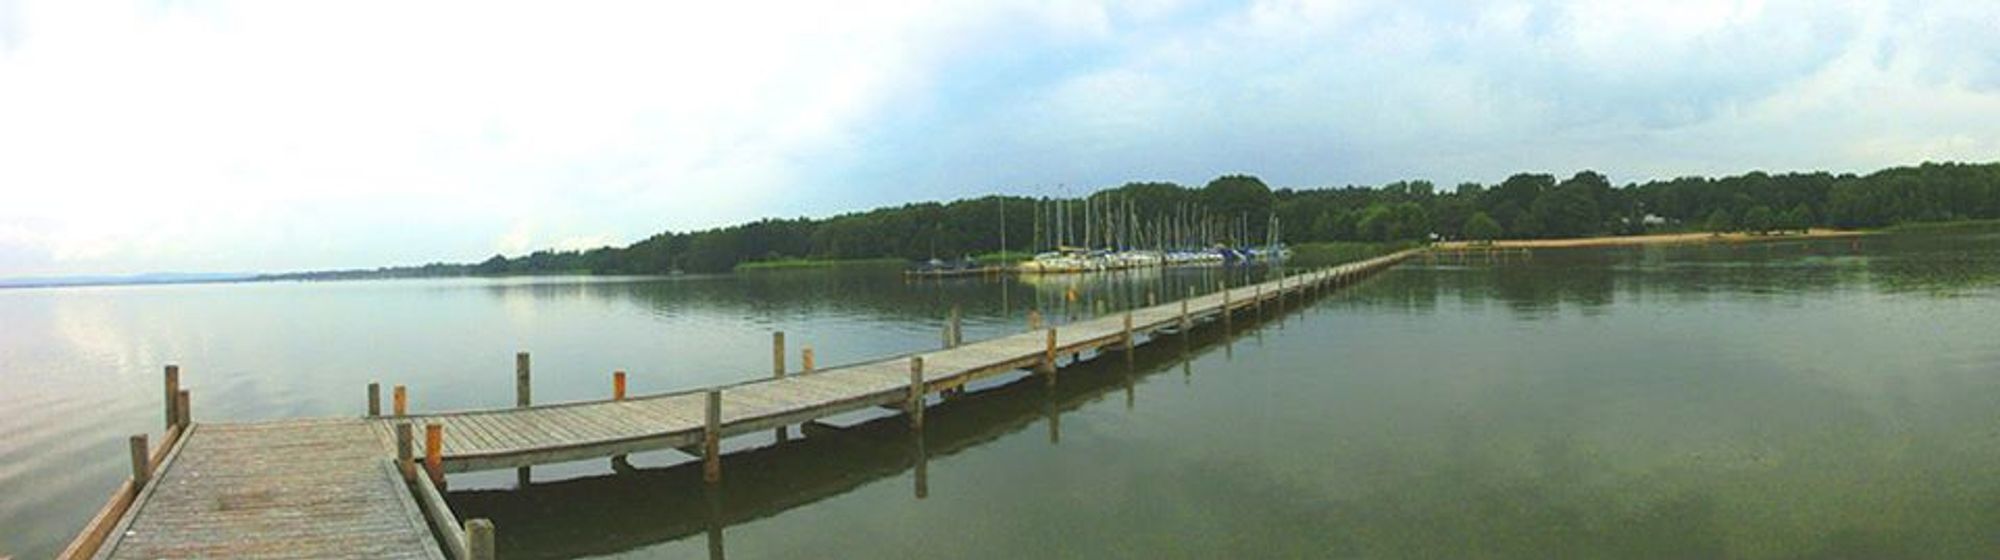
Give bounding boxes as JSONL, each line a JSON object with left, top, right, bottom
{"left": 912, "top": 0, "right": 1997, "bottom": 189}
{"left": 0, "top": 1, "right": 1093, "bottom": 275}
{"left": 1, "top": 0, "right": 1995, "bottom": 276}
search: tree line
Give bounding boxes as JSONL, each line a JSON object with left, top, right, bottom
{"left": 296, "top": 161, "right": 1996, "bottom": 277}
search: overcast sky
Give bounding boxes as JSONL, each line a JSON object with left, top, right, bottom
{"left": 1, "top": 0, "right": 1995, "bottom": 276}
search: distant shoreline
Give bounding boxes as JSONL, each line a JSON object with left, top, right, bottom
{"left": 0, "top": 227, "right": 1922, "bottom": 290}
{"left": 1432, "top": 228, "right": 1872, "bottom": 250}
{"left": 0, "top": 273, "right": 258, "bottom": 290}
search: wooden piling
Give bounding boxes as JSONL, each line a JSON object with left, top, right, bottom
{"left": 424, "top": 423, "right": 444, "bottom": 488}
{"left": 907, "top": 356, "right": 925, "bottom": 430}
{"left": 1180, "top": 287, "right": 1192, "bottom": 331}
{"left": 1147, "top": 290, "right": 1156, "bottom": 306}
{"left": 947, "top": 306, "right": 962, "bottom": 348}
{"left": 703, "top": 390, "right": 722, "bottom": 483}
{"left": 613, "top": 371, "right": 627, "bottom": 401}
{"left": 1039, "top": 328, "right": 1058, "bottom": 376}
{"left": 772, "top": 332, "right": 786, "bottom": 378}
{"left": 1046, "top": 399, "right": 1060, "bottom": 445}
{"left": 912, "top": 434, "right": 929, "bottom": 500}
{"left": 367, "top": 382, "right": 381, "bottom": 417}
{"left": 393, "top": 385, "right": 407, "bottom": 417}
{"left": 128, "top": 435, "right": 150, "bottom": 489}
{"left": 395, "top": 423, "right": 416, "bottom": 483}
{"left": 802, "top": 346, "right": 815, "bottom": 373}
{"left": 175, "top": 390, "right": 190, "bottom": 427}
{"left": 1028, "top": 309, "right": 1043, "bottom": 331}
{"left": 1122, "top": 312, "right": 1135, "bottom": 352}
{"left": 163, "top": 365, "right": 179, "bottom": 430}
{"left": 465, "top": 519, "right": 495, "bottom": 560}
{"left": 772, "top": 332, "right": 789, "bottom": 442}
{"left": 515, "top": 352, "right": 531, "bottom": 407}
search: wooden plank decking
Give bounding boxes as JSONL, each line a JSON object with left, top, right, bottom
{"left": 93, "top": 421, "right": 444, "bottom": 560}
{"left": 66, "top": 250, "right": 1415, "bottom": 559}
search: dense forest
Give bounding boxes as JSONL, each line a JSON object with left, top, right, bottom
{"left": 282, "top": 161, "right": 1998, "bottom": 277}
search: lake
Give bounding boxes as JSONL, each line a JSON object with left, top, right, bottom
{"left": 4, "top": 231, "right": 1998, "bottom": 558}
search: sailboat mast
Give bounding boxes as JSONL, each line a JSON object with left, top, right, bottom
{"left": 1057, "top": 196, "right": 1066, "bottom": 248}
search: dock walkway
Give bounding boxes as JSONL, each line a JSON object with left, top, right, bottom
{"left": 62, "top": 250, "right": 1416, "bottom": 560}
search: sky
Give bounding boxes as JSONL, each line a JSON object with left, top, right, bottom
{"left": 1, "top": 0, "right": 1996, "bottom": 277}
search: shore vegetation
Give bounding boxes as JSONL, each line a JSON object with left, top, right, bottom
{"left": 269, "top": 161, "right": 1997, "bottom": 278}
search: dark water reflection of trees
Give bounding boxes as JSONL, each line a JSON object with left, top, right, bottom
{"left": 439, "top": 232, "right": 2000, "bottom": 559}
{"left": 1371, "top": 232, "right": 2000, "bottom": 317}
{"left": 473, "top": 264, "right": 1288, "bottom": 325}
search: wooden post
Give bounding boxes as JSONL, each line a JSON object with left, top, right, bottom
{"left": 703, "top": 390, "right": 722, "bottom": 483}
{"left": 393, "top": 385, "right": 407, "bottom": 417}
{"left": 1028, "top": 309, "right": 1043, "bottom": 331}
{"left": 424, "top": 423, "right": 444, "bottom": 488}
{"left": 703, "top": 484, "right": 726, "bottom": 560}
{"left": 947, "top": 306, "right": 962, "bottom": 348}
{"left": 395, "top": 423, "right": 416, "bottom": 483}
{"left": 1180, "top": 287, "right": 1192, "bottom": 331}
{"left": 465, "top": 519, "right": 496, "bottom": 560}
{"left": 1147, "top": 290, "right": 1156, "bottom": 306}
{"left": 912, "top": 433, "right": 929, "bottom": 500}
{"left": 1122, "top": 312, "right": 1135, "bottom": 352}
{"left": 515, "top": 352, "right": 531, "bottom": 407}
{"left": 802, "top": 346, "right": 815, "bottom": 373}
{"left": 907, "top": 356, "right": 925, "bottom": 430}
{"left": 613, "top": 371, "right": 627, "bottom": 401}
{"left": 1255, "top": 284, "right": 1263, "bottom": 318}
{"left": 367, "top": 382, "right": 381, "bottom": 417}
{"left": 1048, "top": 328, "right": 1064, "bottom": 384}
{"left": 1040, "top": 328, "right": 1058, "bottom": 381}
{"left": 1045, "top": 397, "right": 1060, "bottom": 445}
{"left": 128, "top": 435, "right": 150, "bottom": 489}
{"left": 176, "top": 390, "right": 190, "bottom": 427}
{"left": 163, "top": 365, "right": 179, "bottom": 430}
{"left": 772, "top": 331, "right": 790, "bottom": 442}
{"left": 772, "top": 331, "right": 786, "bottom": 378}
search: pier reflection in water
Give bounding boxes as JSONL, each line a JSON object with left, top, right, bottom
{"left": 446, "top": 287, "right": 1270, "bottom": 560}
{"left": 445, "top": 232, "right": 2000, "bottom": 559}
{"left": 13, "top": 231, "right": 1999, "bottom": 559}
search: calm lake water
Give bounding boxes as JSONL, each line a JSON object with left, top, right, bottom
{"left": 4, "top": 231, "right": 1998, "bottom": 559}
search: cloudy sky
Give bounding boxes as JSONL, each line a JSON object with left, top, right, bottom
{"left": 1, "top": 0, "right": 1995, "bottom": 276}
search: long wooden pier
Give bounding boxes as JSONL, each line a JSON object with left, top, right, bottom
{"left": 61, "top": 250, "right": 1416, "bottom": 559}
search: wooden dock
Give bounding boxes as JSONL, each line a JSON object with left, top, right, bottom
{"left": 61, "top": 250, "right": 1416, "bottom": 560}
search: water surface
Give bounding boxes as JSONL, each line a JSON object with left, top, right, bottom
{"left": 3, "top": 232, "right": 1997, "bottom": 558}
